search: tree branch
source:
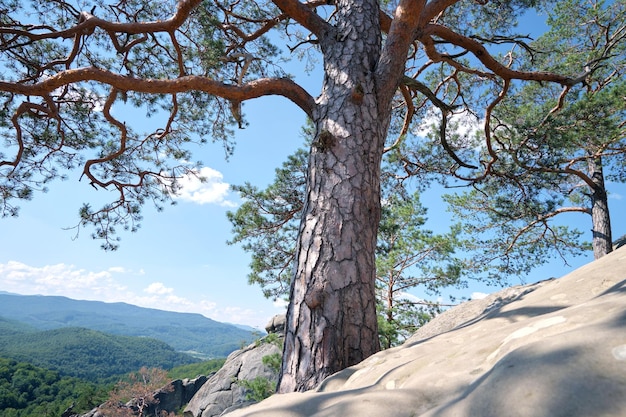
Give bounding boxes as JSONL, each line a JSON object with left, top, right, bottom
{"left": 0, "top": 67, "right": 316, "bottom": 118}
{"left": 271, "top": 0, "right": 330, "bottom": 38}
{"left": 0, "top": 0, "right": 202, "bottom": 42}
{"left": 505, "top": 206, "right": 591, "bottom": 254}
{"left": 422, "top": 24, "right": 590, "bottom": 86}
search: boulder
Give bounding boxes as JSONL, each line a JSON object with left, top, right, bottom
{"left": 223, "top": 246, "right": 626, "bottom": 417}
{"left": 147, "top": 375, "right": 209, "bottom": 416}
{"left": 184, "top": 338, "right": 281, "bottom": 417}
{"left": 264, "top": 314, "right": 286, "bottom": 336}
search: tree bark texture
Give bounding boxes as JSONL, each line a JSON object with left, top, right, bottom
{"left": 277, "top": 0, "right": 387, "bottom": 393}
{"left": 588, "top": 156, "right": 613, "bottom": 258}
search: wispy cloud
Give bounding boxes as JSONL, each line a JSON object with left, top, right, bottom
{"left": 398, "top": 291, "right": 424, "bottom": 303}
{"left": 174, "top": 167, "right": 237, "bottom": 207}
{"left": 0, "top": 261, "right": 128, "bottom": 296}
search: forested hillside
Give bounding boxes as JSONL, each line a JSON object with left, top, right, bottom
{"left": 0, "top": 356, "right": 228, "bottom": 417}
{"left": 0, "top": 357, "right": 108, "bottom": 417}
{"left": 0, "top": 326, "right": 198, "bottom": 381}
{"left": 0, "top": 293, "right": 259, "bottom": 357}
{"left": 0, "top": 317, "right": 38, "bottom": 336}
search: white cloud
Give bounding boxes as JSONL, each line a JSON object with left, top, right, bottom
{"left": 174, "top": 167, "right": 236, "bottom": 207}
{"left": 414, "top": 107, "right": 483, "bottom": 143}
{"left": 273, "top": 298, "right": 289, "bottom": 309}
{"left": 398, "top": 292, "right": 424, "bottom": 303}
{"left": 144, "top": 282, "right": 174, "bottom": 295}
{"left": 609, "top": 192, "right": 623, "bottom": 200}
{"left": 471, "top": 292, "right": 488, "bottom": 300}
{"left": 0, "top": 261, "right": 127, "bottom": 296}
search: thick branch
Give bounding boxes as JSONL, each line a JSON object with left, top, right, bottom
{"left": 0, "top": 67, "right": 316, "bottom": 118}
{"left": 271, "top": 0, "right": 330, "bottom": 38}
{"left": 1, "top": 0, "right": 202, "bottom": 41}
{"left": 376, "top": 0, "right": 427, "bottom": 106}
{"left": 421, "top": 0, "right": 459, "bottom": 23}
{"left": 423, "top": 24, "right": 589, "bottom": 86}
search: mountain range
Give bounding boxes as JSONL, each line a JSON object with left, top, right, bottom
{"left": 0, "top": 292, "right": 260, "bottom": 358}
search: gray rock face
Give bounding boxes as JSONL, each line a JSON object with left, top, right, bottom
{"left": 148, "top": 375, "right": 209, "bottom": 416}
{"left": 184, "top": 339, "right": 281, "bottom": 417}
{"left": 224, "top": 246, "right": 626, "bottom": 417}
{"left": 264, "top": 314, "right": 286, "bottom": 336}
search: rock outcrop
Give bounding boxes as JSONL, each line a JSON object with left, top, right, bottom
{"left": 147, "top": 375, "right": 209, "bottom": 416}
{"left": 264, "top": 314, "right": 286, "bottom": 336}
{"left": 79, "top": 375, "right": 208, "bottom": 417}
{"left": 223, "top": 246, "right": 626, "bottom": 417}
{"left": 184, "top": 337, "right": 281, "bottom": 417}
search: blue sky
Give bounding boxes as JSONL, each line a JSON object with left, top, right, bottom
{"left": 1, "top": 8, "right": 625, "bottom": 330}
{"left": 2, "top": 81, "right": 624, "bottom": 329}
{"left": 0, "top": 91, "right": 315, "bottom": 330}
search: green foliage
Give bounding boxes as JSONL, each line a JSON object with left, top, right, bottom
{"left": 0, "top": 357, "right": 108, "bottom": 417}
{"left": 0, "top": 316, "right": 38, "bottom": 336}
{"left": 377, "top": 306, "right": 435, "bottom": 349}
{"left": 0, "top": 0, "right": 287, "bottom": 248}
{"left": 439, "top": 0, "right": 626, "bottom": 270}
{"left": 254, "top": 332, "right": 282, "bottom": 349}
{"left": 0, "top": 326, "right": 198, "bottom": 382}
{"left": 227, "top": 145, "right": 309, "bottom": 300}
{"left": 168, "top": 358, "right": 226, "bottom": 380}
{"left": 232, "top": 333, "right": 283, "bottom": 402}
{"left": 444, "top": 185, "right": 590, "bottom": 282}
{"left": 236, "top": 376, "right": 276, "bottom": 402}
{"left": 375, "top": 191, "right": 463, "bottom": 347}
{"left": 261, "top": 353, "right": 282, "bottom": 374}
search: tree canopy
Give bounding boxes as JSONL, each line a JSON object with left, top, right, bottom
{"left": 1, "top": 0, "right": 620, "bottom": 392}
{"left": 442, "top": 0, "right": 626, "bottom": 278}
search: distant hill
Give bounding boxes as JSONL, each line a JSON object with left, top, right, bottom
{"left": 0, "top": 293, "right": 260, "bottom": 358}
{"left": 0, "top": 316, "right": 38, "bottom": 336}
{"left": 0, "top": 326, "right": 198, "bottom": 381}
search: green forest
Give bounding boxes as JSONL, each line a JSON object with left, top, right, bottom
{"left": 0, "top": 357, "right": 110, "bottom": 417}
{"left": 0, "top": 313, "right": 230, "bottom": 416}
{"left": 0, "top": 325, "right": 199, "bottom": 381}
{"left": 0, "top": 357, "right": 226, "bottom": 417}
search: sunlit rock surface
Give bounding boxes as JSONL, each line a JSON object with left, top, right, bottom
{"left": 224, "top": 247, "right": 626, "bottom": 417}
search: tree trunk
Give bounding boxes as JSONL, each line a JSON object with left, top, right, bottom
{"left": 277, "top": 1, "right": 386, "bottom": 393}
{"left": 588, "top": 156, "right": 613, "bottom": 258}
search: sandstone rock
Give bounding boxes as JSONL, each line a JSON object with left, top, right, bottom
{"left": 224, "top": 246, "right": 626, "bottom": 417}
{"left": 184, "top": 337, "right": 281, "bottom": 417}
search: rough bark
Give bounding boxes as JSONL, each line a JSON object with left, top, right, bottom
{"left": 277, "top": 0, "right": 386, "bottom": 393}
{"left": 588, "top": 156, "right": 613, "bottom": 258}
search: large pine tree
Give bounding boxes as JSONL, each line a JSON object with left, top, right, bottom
{"left": 0, "top": 0, "right": 606, "bottom": 392}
